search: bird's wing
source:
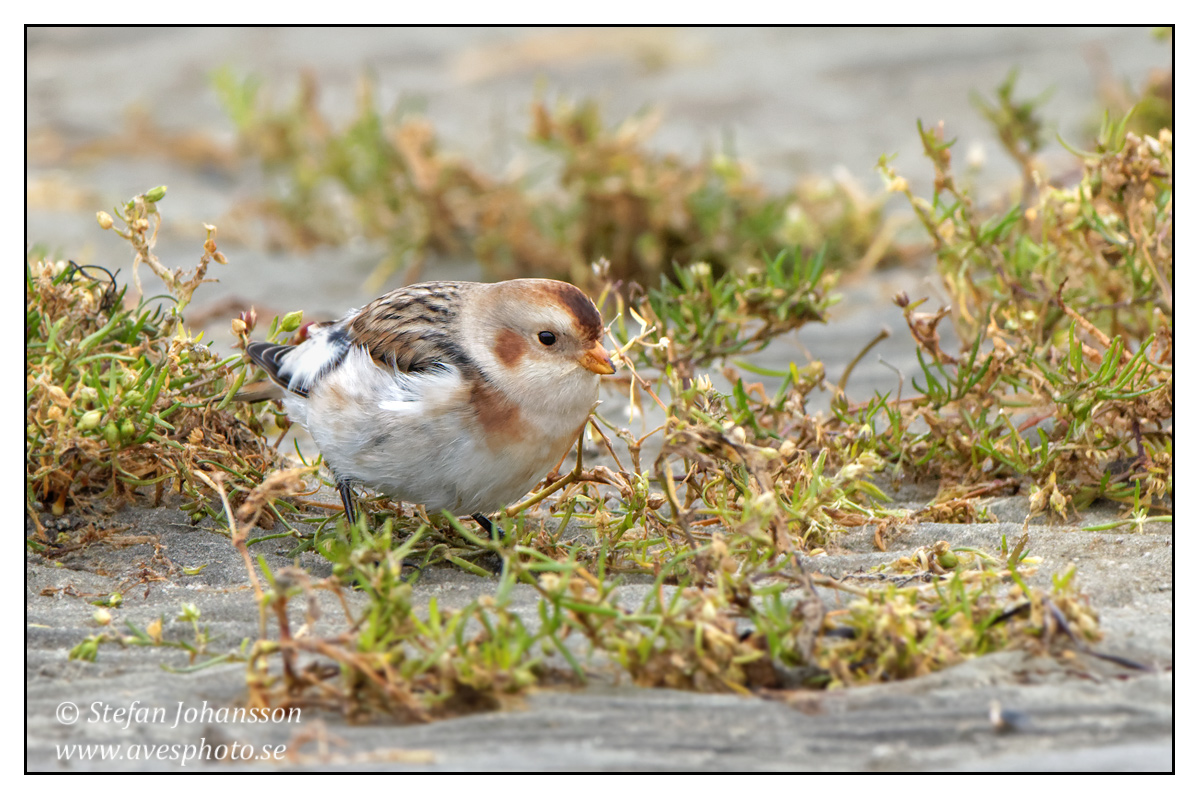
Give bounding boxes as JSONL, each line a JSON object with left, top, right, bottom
{"left": 345, "top": 282, "right": 477, "bottom": 376}
{"left": 243, "top": 321, "right": 353, "bottom": 399}
{"left": 242, "top": 282, "right": 478, "bottom": 400}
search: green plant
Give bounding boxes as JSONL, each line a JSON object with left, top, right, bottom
{"left": 213, "top": 72, "right": 901, "bottom": 291}
{"left": 36, "top": 63, "right": 1170, "bottom": 724}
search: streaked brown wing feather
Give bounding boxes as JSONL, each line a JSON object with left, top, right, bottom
{"left": 347, "top": 282, "right": 476, "bottom": 375}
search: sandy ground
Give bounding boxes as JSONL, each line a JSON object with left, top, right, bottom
{"left": 26, "top": 27, "right": 1173, "bottom": 772}
{"left": 26, "top": 495, "right": 1171, "bottom": 771}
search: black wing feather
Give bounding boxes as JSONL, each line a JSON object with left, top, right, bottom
{"left": 244, "top": 341, "right": 308, "bottom": 397}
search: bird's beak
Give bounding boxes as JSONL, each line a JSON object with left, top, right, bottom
{"left": 578, "top": 341, "right": 616, "bottom": 375}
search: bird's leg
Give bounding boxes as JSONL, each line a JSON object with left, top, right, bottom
{"left": 472, "top": 513, "right": 503, "bottom": 539}
{"left": 337, "top": 480, "right": 357, "bottom": 524}
{"left": 469, "top": 513, "right": 506, "bottom": 576}
{"left": 337, "top": 479, "right": 425, "bottom": 578}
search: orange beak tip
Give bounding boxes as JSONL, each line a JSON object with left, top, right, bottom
{"left": 580, "top": 343, "right": 616, "bottom": 375}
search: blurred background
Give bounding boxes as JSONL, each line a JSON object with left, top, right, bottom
{"left": 26, "top": 26, "right": 1171, "bottom": 391}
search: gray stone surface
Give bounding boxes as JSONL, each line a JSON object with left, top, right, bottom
{"left": 26, "top": 27, "right": 1172, "bottom": 772}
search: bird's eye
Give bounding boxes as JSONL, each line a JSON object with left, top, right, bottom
{"left": 537, "top": 331, "right": 557, "bottom": 346}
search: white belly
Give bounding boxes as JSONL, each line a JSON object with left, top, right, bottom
{"left": 283, "top": 349, "right": 586, "bottom": 515}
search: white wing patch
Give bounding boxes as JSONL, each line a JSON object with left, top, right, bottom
{"left": 279, "top": 323, "right": 353, "bottom": 394}
{"left": 313, "top": 346, "right": 462, "bottom": 414}
{"left": 377, "top": 365, "right": 462, "bottom": 413}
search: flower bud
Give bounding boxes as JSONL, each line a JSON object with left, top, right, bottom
{"left": 103, "top": 422, "right": 122, "bottom": 450}
{"left": 77, "top": 410, "right": 103, "bottom": 431}
{"left": 96, "top": 211, "right": 114, "bottom": 230}
{"left": 279, "top": 310, "right": 304, "bottom": 332}
{"left": 937, "top": 551, "right": 960, "bottom": 570}
{"left": 144, "top": 185, "right": 167, "bottom": 203}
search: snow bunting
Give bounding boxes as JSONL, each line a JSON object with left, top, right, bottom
{"left": 241, "top": 279, "right": 614, "bottom": 534}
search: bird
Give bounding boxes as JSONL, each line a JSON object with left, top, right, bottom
{"left": 239, "top": 279, "right": 615, "bottom": 537}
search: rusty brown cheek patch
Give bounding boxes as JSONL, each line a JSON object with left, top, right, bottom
{"left": 470, "top": 382, "right": 523, "bottom": 446}
{"left": 493, "top": 328, "right": 527, "bottom": 368}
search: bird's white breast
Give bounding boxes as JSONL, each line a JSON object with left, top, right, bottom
{"left": 288, "top": 347, "right": 599, "bottom": 515}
